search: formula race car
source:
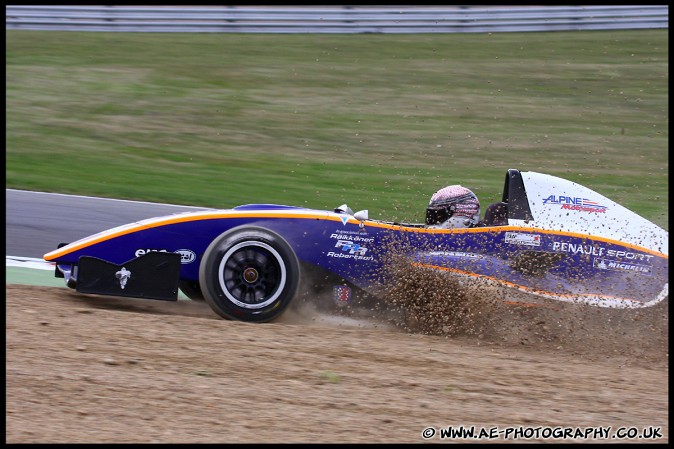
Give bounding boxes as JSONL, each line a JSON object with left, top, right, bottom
{"left": 44, "top": 169, "right": 669, "bottom": 322}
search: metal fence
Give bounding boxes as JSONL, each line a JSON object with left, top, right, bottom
{"left": 5, "top": 5, "right": 668, "bottom": 34}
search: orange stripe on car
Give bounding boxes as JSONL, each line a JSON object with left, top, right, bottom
{"left": 44, "top": 211, "right": 669, "bottom": 261}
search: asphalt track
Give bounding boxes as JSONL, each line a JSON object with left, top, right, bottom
{"left": 5, "top": 189, "right": 213, "bottom": 290}
{"left": 6, "top": 189, "right": 213, "bottom": 259}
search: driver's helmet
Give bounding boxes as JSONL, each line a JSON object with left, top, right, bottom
{"left": 425, "top": 185, "right": 480, "bottom": 228}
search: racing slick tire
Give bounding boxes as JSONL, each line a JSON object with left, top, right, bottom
{"left": 199, "top": 226, "right": 300, "bottom": 322}
{"left": 179, "top": 280, "right": 204, "bottom": 301}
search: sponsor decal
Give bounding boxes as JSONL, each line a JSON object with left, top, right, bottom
{"left": 135, "top": 248, "right": 168, "bottom": 257}
{"left": 426, "top": 251, "right": 480, "bottom": 258}
{"left": 505, "top": 232, "right": 541, "bottom": 247}
{"left": 605, "top": 249, "right": 654, "bottom": 262}
{"left": 551, "top": 241, "right": 605, "bottom": 256}
{"left": 135, "top": 248, "right": 196, "bottom": 264}
{"left": 333, "top": 285, "right": 352, "bottom": 307}
{"left": 335, "top": 240, "right": 367, "bottom": 256}
{"left": 175, "top": 249, "right": 196, "bottom": 264}
{"left": 551, "top": 242, "right": 655, "bottom": 263}
{"left": 329, "top": 233, "right": 374, "bottom": 243}
{"left": 327, "top": 240, "right": 374, "bottom": 261}
{"left": 115, "top": 267, "right": 131, "bottom": 289}
{"left": 339, "top": 215, "right": 350, "bottom": 225}
{"left": 542, "top": 194, "right": 608, "bottom": 213}
{"left": 332, "top": 223, "right": 368, "bottom": 235}
{"left": 593, "top": 258, "right": 652, "bottom": 276}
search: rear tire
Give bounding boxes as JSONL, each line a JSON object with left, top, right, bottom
{"left": 199, "top": 226, "right": 300, "bottom": 322}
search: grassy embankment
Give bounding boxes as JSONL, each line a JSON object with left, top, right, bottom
{"left": 6, "top": 30, "right": 668, "bottom": 228}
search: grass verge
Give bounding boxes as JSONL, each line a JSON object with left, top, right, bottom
{"left": 6, "top": 30, "right": 668, "bottom": 228}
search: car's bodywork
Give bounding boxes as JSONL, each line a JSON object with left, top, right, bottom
{"left": 44, "top": 169, "right": 668, "bottom": 322}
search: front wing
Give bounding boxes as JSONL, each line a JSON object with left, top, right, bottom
{"left": 58, "top": 251, "right": 182, "bottom": 301}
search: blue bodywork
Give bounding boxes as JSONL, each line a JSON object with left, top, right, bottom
{"left": 44, "top": 169, "right": 668, "bottom": 311}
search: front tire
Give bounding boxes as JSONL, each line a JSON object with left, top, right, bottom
{"left": 199, "top": 226, "right": 300, "bottom": 322}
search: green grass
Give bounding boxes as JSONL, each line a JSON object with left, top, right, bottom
{"left": 6, "top": 30, "right": 668, "bottom": 229}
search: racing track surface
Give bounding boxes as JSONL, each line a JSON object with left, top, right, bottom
{"left": 5, "top": 190, "right": 669, "bottom": 443}
{"left": 6, "top": 189, "right": 213, "bottom": 258}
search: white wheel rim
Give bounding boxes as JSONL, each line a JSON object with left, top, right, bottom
{"left": 218, "top": 241, "right": 287, "bottom": 309}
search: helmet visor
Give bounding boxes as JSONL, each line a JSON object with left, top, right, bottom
{"left": 425, "top": 206, "right": 453, "bottom": 225}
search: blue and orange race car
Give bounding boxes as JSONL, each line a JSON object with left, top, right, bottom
{"left": 44, "top": 169, "right": 668, "bottom": 322}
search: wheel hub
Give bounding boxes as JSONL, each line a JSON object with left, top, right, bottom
{"left": 243, "top": 266, "right": 259, "bottom": 283}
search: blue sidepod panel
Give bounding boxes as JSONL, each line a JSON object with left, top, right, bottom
{"left": 410, "top": 229, "right": 667, "bottom": 306}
